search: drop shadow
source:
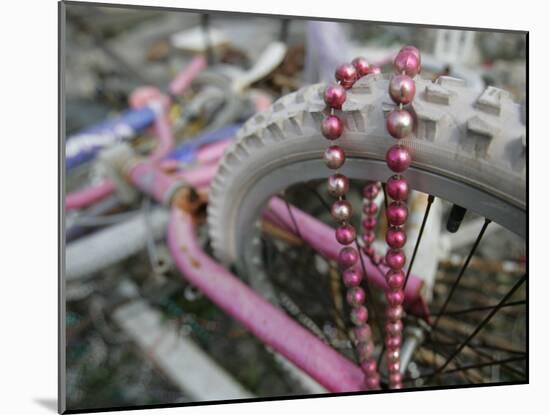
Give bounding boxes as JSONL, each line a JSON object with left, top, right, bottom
{"left": 34, "top": 398, "right": 57, "bottom": 413}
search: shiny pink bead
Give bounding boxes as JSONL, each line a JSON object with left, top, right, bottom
{"left": 386, "top": 249, "right": 406, "bottom": 270}
{"left": 363, "top": 202, "right": 378, "bottom": 215}
{"left": 386, "top": 227, "right": 407, "bottom": 249}
{"left": 362, "top": 216, "right": 377, "bottom": 231}
{"left": 324, "top": 145, "right": 346, "bottom": 169}
{"left": 389, "top": 372, "right": 403, "bottom": 385}
{"left": 351, "top": 306, "right": 369, "bottom": 325}
{"left": 347, "top": 287, "right": 366, "bottom": 307}
{"left": 386, "top": 145, "right": 411, "bottom": 173}
{"left": 386, "top": 269, "right": 405, "bottom": 290}
{"left": 394, "top": 49, "right": 421, "bottom": 77}
{"left": 386, "top": 109, "right": 414, "bottom": 139}
{"left": 361, "top": 359, "right": 377, "bottom": 375}
{"left": 385, "top": 320, "right": 403, "bottom": 336}
{"left": 385, "top": 335, "right": 402, "bottom": 350}
{"left": 331, "top": 199, "right": 352, "bottom": 222}
{"left": 362, "top": 231, "right": 376, "bottom": 245}
{"left": 338, "top": 246, "right": 359, "bottom": 269}
{"left": 335, "top": 63, "right": 357, "bottom": 89}
{"left": 357, "top": 341, "right": 374, "bottom": 360}
{"left": 389, "top": 74, "right": 416, "bottom": 105}
{"left": 370, "top": 66, "right": 381, "bottom": 75}
{"left": 386, "top": 348, "right": 401, "bottom": 362}
{"left": 386, "top": 305, "right": 404, "bottom": 321}
{"left": 352, "top": 57, "right": 371, "bottom": 77}
{"left": 387, "top": 202, "right": 409, "bottom": 226}
{"left": 363, "top": 182, "right": 380, "bottom": 199}
{"left": 366, "top": 374, "right": 380, "bottom": 389}
{"left": 387, "top": 360, "right": 401, "bottom": 373}
{"left": 323, "top": 84, "right": 347, "bottom": 109}
{"left": 387, "top": 175, "right": 409, "bottom": 201}
{"left": 336, "top": 223, "right": 356, "bottom": 245}
{"left": 327, "top": 174, "right": 349, "bottom": 197}
{"left": 392, "top": 382, "right": 403, "bottom": 389}
{"left": 386, "top": 289, "right": 405, "bottom": 306}
{"left": 321, "top": 115, "right": 344, "bottom": 140}
{"left": 354, "top": 325, "right": 371, "bottom": 342}
{"left": 343, "top": 267, "right": 362, "bottom": 287}
{"left": 400, "top": 45, "right": 420, "bottom": 61}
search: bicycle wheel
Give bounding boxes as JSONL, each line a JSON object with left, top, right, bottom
{"left": 206, "top": 73, "right": 526, "bottom": 388}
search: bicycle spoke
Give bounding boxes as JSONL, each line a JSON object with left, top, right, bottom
{"left": 305, "top": 183, "right": 332, "bottom": 213}
{"left": 432, "top": 218, "right": 492, "bottom": 330}
{"left": 404, "top": 195, "right": 435, "bottom": 289}
{"left": 427, "top": 274, "right": 526, "bottom": 380}
{"left": 423, "top": 322, "right": 526, "bottom": 378}
{"left": 411, "top": 355, "right": 526, "bottom": 381}
{"left": 282, "top": 193, "right": 303, "bottom": 240}
{"left": 429, "top": 339, "right": 526, "bottom": 356}
{"left": 381, "top": 182, "right": 388, "bottom": 212}
{"left": 438, "top": 300, "right": 526, "bottom": 317}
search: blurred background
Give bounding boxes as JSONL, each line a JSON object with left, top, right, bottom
{"left": 63, "top": 3, "right": 526, "bottom": 411}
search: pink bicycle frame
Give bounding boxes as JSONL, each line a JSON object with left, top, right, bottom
{"left": 124, "top": 153, "right": 429, "bottom": 392}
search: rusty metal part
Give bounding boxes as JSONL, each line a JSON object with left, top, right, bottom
{"left": 260, "top": 220, "right": 303, "bottom": 246}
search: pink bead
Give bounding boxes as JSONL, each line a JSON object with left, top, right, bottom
{"left": 387, "top": 360, "right": 401, "bottom": 373}
{"left": 321, "top": 115, "right": 344, "bottom": 140}
{"left": 362, "top": 216, "right": 377, "bottom": 231}
{"left": 354, "top": 325, "right": 371, "bottom": 342}
{"left": 366, "top": 374, "right": 380, "bottom": 389}
{"left": 386, "top": 109, "right": 414, "bottom": 139}
{"left": 387, "top": 201, "right": 409, "bottom": 226}
{"left": 335, "top": 63, "right": 357, "bottom": 89}
{"left": 386, "top": 347, "right": 401, "bottom": 363}
{"left": 389, "top": 372, "right": 403, "bottom": 385}
{"left": 352, "top": 57, "right": 371, "bottom": 77}
{"left": 331, "top": 199, "right": 352, "bottom": 222}
{"left": 386, "top": 305, "right": 404, "bottom": 321}
{"left": 386, "top": 269, "right": 405, "bottom": 290}
{"left": 343, "top": 267, "right": 362, "bottom": 287}
{"left": 385, "top": 249, "right": 406, "bottom": 270}
{"left": 324, "top": 145, "right": 346, "bottom": 169}
{"left": 323, "top": 84, "right": 347, "bottom": 109}
{"left": 386, "top": 289, "right": 405, "bottom": 307}
{"left": 400, "top": 45, "right": 420, "bottom": 61}
{"left": 347, "top": 287, "right": 366, "bottom": 307}
{"left": 394, "top": 49, "right": 421, "bottom": 77}
{"left": 386, "top": 145, "right": 411, "bottom": 173}
{"left": 338, "top": 246, "right": 359, "bottom": 269}
{"left": 389, "top": 74, "right": 416, "bottom": 105}
{"left": 385, "top": 335, "right": 402, "bottom": 350}
{"left": 356, "top": 341, "right": 374, "bottom": 357}
{"left": 362, "top": 231, "right": 376, "bottom": 245}
{"left": 336, "top": 223, "right": 356, "bottom": 245}
{"left": 363, "top": 202, "right": 378, "bottom": 215}
{"left": 351, "top": 306, "right": 369, "bottom": 325}
{"left": 327, "top": 174, "right": 349, "bottom": 197}
{"left": 387, "top": 175, "right": 409, "bottom": 201}
{"left": 370, "top": 66, "right": 381, "bottom": 75}
{"left": 386, "top": 227, "right": 407, "bottom": 249}
{"left": 361, "top": 359, "right": 377, "bottom": 375}
{"left": 363, "top": 182, "right": 380, "bottom": 199}
{"left": 385, "top": 320, "right": 403, "bottom": 336}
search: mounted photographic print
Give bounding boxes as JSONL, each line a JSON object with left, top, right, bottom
{"left": 59, "top": 1, "right": 527, "bottom": 413}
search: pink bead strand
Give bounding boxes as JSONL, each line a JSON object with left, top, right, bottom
{"left": 320, "top": 58, "right": 381, "bottom": 390}
{"left": 382, "top": 45, "right": 421, "bottom": 389}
